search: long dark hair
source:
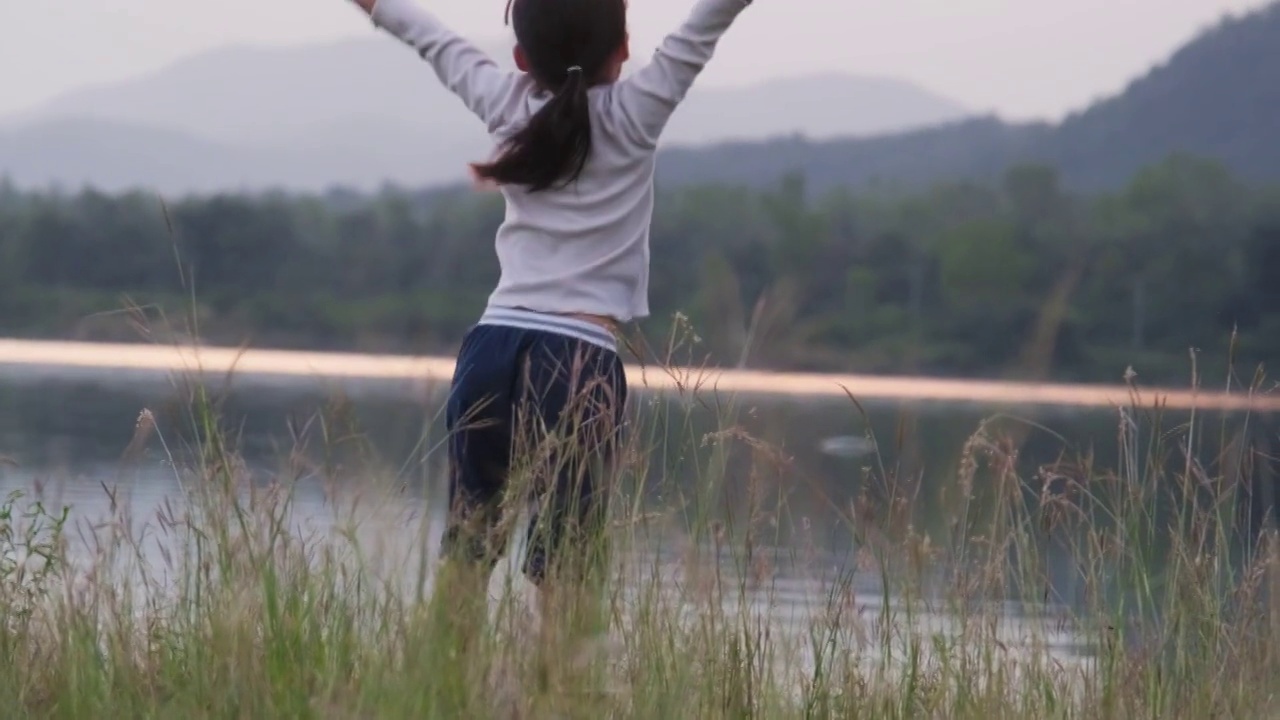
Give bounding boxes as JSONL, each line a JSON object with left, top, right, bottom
{"left": 471, "top": 0, "right": 628, "bottom": 192}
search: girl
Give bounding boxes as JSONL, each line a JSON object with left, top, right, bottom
{"left": 349, "top": 0, "right": 753, "bottom": 589}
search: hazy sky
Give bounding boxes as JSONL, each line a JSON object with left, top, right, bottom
{"left": 1, "top": 0, "right": 1270, "bottom": 121}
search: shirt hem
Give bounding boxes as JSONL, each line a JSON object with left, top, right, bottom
{"left": 477, "top": 307, "right": 619, "bottom": 354}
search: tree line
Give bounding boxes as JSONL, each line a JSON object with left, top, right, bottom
{"left": 1, "top": 154, "right": 1277, "bottom": 386}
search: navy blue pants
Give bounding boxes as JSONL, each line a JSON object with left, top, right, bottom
{"left": 441, "top": 323, "right": 628, "bottom": 584}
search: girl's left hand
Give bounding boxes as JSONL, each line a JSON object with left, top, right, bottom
{"left": 351, "top": 0, "right": 377, "bottom": 14}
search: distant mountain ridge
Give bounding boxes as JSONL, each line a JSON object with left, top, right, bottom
{"left": 0, "top": 37, "right": 971, "bottom": 194}
{"left": 660, "top": 2, "right": 1280, "bottom": 193}
{"left": 7, "top": 2, "right": 1275, "bottom": 196}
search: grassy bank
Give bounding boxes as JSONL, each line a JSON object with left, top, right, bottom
{"left": 0, "top": 350, "right": 1277, "bottom": 719}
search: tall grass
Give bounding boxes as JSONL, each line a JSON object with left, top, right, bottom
{"left": 0, "top": 323, "right": 1277, "bottom": 718}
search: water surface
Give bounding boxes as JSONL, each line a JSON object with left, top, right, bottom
{"left": 1, "top": 339, "right": 1275, "bottom": 677}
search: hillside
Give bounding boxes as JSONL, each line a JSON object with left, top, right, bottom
{"left": 0, "top": 39, "right": 969, "bottom": 194}
{"left": 1046, "top": 3, "right": 1280, "bottom": 188}
{"left": 6, "top": 2, "right": 1276, "bottom": 196}
{"left": 656, "top": 117, "right": 1052, "bottom": 192}
{"left": 0, "top": 117, "right": 485, "bottom": 195}
{"left": 1, "top": 39, "right": 491, "bottom": 147}
{"left": 0, "top": 119, "right": 268, "bottom": 192}
{"left": 659, "top": 3, "right": 1280, "bottom": 193}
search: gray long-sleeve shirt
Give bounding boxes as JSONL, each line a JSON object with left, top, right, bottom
{"left": 368, "top": 0, "right": 753, "bottom": 324}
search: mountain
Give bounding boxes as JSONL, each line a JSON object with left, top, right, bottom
{"left": 662, "top": 72, "right": 973, "bottom": 145}
{"left": 0, "top": 117, "right": 470, "bottom": 194}
{"left": 2, "top": 39, "right": 491, "bottom": 148}
{"left": 1044, "top": 3, "right": 1280, "bottom": 189}
{"left": 659, "top": 3, "right": 1280, "bottom": 193}
{"left": 11, "top": 1, "right": 1274, "bottom": 198}
{"left": 0, "top": 38, "right": 970, "bottom": 194}
{"left": 656, "top": 117, "right": 1052, "bottom": 193}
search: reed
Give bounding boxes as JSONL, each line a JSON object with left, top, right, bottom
{"left": 0, "top": 323, "right": 1275, "bottom": 719}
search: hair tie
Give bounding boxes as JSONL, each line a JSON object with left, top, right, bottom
{"left": 567, "top": 66, "right": 583, "bottom": 75}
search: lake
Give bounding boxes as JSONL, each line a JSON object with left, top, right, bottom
{"left": 0, "top": 339, "right": 1276, "bottom": 677}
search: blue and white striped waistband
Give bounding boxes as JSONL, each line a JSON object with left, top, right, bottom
{"left": 477, "top": 306, "right": 619, "bottom": 353}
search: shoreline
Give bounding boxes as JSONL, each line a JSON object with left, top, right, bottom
{"left": 0, "top": 337, "right": 1273, "bottom": 411}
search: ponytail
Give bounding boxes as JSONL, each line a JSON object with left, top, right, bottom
{"left": 472, "top": 66, "right": 593, "bottom": 193}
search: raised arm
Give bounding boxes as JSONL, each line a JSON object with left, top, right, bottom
{"left": 611, "top": 0, "right": 752, "bottom": 149}
{"left": 354, "top": 0, "right": 526, "bottom": 132}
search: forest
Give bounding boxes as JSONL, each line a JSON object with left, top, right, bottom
{"left": 1, "top": 153, "right": 1276, "bottom": 386}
